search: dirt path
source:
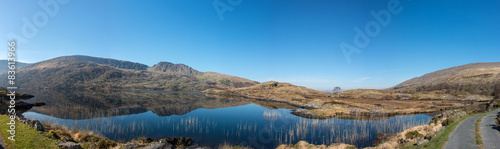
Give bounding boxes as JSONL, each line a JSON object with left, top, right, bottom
{"left": 479, "top": 108, "right": 500, "bottom": 149}
{"left": 445, "top": 114, "right": 484, "bottom": 149}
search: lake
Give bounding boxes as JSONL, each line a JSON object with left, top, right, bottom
{"left": 21, "top": 90, "right": 432, "bottom": 148}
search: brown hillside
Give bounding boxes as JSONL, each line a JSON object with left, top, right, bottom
{"left": 390, "top": 62, "right": 500, "bottom": 96}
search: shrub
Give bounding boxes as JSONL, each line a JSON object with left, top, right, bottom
{"left": 96, "top": 139, "right": 117, "bottom": 149}
{"left": 405, "top": 131, "right": 423, "bottom": 140}
{"left": 45, "top": 130, "right": 58, "bottom": 139}
{"left": 442, "top": 118, "right": 455, "bottom": 126}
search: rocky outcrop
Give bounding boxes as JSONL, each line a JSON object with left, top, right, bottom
{"left": 142, "top": 142, "right": 173, "bottom": 149}
{"left": 69, "top": 55, "right": 149, "bottom": 70}
{"left": 148, "top": 62, "right": 201, "bottom": 75}
{"left": 15, "top": 113, "right": 44, "bottom": 131}
{"left": 56, "top": 141, "right": 82, "bottom": 149}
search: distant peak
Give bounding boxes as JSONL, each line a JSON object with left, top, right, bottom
{"left": 149, "top": 61, "right": 200, "bottom": 75}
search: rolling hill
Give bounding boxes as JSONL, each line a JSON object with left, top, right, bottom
{"left": 390, "top": 62, "right": 500, "bottom": 96}
{"left": 1, "top": 55, "right": 259, "bottom": 91}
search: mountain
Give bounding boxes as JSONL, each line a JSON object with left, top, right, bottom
{"left": 390, "top": 62, "right": 500, "bottom": 96}
{"left": 69, "top": 55, "right": 148, "bottom": 70}
{"left": 3, "top": 55, "right": 259, "bottom": 91}
{"left": 148, "top": 62, "right": 201, "bottom": 75}
{"left": 0, "top": 60, "right": 30, "bottom": 74}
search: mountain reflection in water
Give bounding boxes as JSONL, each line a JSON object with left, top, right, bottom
{"left": 22, "top": 90, "right": 432, "bottom": 148}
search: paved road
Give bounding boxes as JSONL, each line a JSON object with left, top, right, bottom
{"left": 480, "top": 108, "right": 500, "bottom": 149}
{"left": 445, "top": 114, "right": 484, "bottom": 149}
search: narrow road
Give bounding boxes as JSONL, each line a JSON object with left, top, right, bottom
{"left": 445, "top": 114, "right": 484, "bottom": 149}
{"left": 480, "top": 108, "right": 500, "bottom": 149}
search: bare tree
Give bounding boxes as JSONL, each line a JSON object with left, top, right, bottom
{"left": 333, "top": 86, "right": 342, "bottom": 93}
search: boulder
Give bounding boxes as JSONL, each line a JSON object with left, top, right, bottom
{"left": 164, "top": 137, "right": 193, "bottom": 148}
{"left": 143, "top": 142, "right": 173, "bottom": 149}
{"left": 56, "top": 141, "right": 82, "bottom": 149}
{"left": 398, "top": 94, "right": 411, "bottom": 100}
{"left": 34, "top": 121, "right": 44, "bottom": 131}
{"left": 415, "top": 139, "right": 428, "bottom": 146}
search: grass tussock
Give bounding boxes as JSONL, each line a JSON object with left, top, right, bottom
{"left": 474, "top": 115, "right": 486, "bottom": 149}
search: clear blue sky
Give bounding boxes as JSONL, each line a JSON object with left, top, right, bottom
{"left": 1, "top": 0, "right": 499, "bottom": 90}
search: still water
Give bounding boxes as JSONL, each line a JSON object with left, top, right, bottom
{"left": 21, "top": 90, "right": 432, "bottom": 148}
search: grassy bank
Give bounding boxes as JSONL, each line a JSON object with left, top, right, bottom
{"left": 0, "top": 114, "right": 120, "bottom": 149}
{"left": 401, "top": 109, "right": 498, "bottom": 149}
{"left": 0, "top": 115, "right": 60, "bottom": 149}
{"left": 400, "top": 115, "right": 471, "bottom": 149}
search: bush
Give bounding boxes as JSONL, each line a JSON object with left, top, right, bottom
{"left": 405, "top": 131, "right": 423, "bottom": 140}
{"left": 45, "top": 130, "right": 58, "bottom": 139}
{"left": 442, "top": 118, "right": 455, "bottom": 126}
{"left": 96, "top": 139, "right": 117, "bottom": 149}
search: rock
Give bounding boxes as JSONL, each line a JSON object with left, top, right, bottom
{"left": 398, "top": 94, "right": 411, "bottom": 100}
{"left": 164, "top": 137, "right": 193, "bottom": 148}
{"left": 465, "top": 95, "right": 492, "bottom": 101}
{"left": 121, "top": 144, "right": 141, "bottom": 149}
{"left": 34, "top": 121, "right": 44, "bottom": 131}
{"left": 444, "top": 95, "right": 457, "bottom": 100}
{"left": 142, "top": 142, "right": 173, "bottom": 149}
{"left": 305, "top": 100, "right": 323, "bottom": 109}
{"left": 56, "top": 141, "right": 82, "bottom": 149}
{"left": 415, "top": 139, "right": 428, "bottom": 146}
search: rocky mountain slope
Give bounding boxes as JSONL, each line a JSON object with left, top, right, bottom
{"left": 390, "top": 62, "right": 500, "bottom": 96}
{"left": 1, "top": 55, "right": 259, "bottom": 91}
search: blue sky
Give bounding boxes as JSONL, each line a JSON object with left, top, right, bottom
{"left": 1, "top": 0, "right": 499, "bottom": 90}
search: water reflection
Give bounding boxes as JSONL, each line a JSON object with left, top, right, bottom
{"left": 23, "top": 92, "right": 432, "bottom": 149}
{"left": 21, "top": 90, "right": 252, "bottom": 119}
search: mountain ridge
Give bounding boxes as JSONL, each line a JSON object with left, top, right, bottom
{"left": 3, "top": 55, "right": 259, "bottom": 91}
